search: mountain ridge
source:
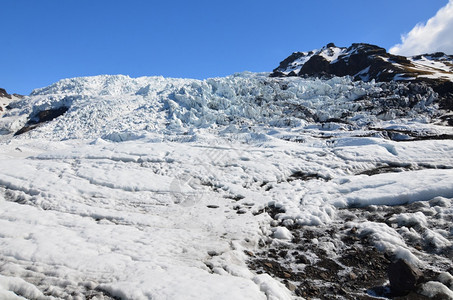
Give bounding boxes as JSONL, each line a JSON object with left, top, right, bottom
{"left": 271, "top": 43, "right": 453, "bottom": 109}
{"left": 1, "top": 43, "right": 452, "bottom": 139}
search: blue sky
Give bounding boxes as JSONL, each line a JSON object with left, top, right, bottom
{"left": 0, "top": 0, "right": 450, "bottom": 94}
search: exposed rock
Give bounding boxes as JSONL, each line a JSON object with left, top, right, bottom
{"left": 14, "top": 124, "right": 40, "bottom": 136}
{"left": 0, "top": 88, "right": 11, "bottom": 99}
{"left": 14, "top": 106, "right": 69, "bottom": 136}
{"left": 0, "top": 88, "right": 23, "bottom": 100}
{"left": 288, "top": 171, "right": 328, "bottom": 181}
{"left": 271, "top": 52, "right": 312, "bottom": 77}
{"left": 388, "top": 259, "right": 424, "bottom": 295}
{"left": 34, "top": 107, "right": 70, "bottom": 123}
{"left": 431, "top": 80, "right": 453, "bottom": 110}
{"left": 249, "top": 199, "right": 453, "bottom": 299}
{"left": 299, "top": 55, "right": 330, "bottom": 76}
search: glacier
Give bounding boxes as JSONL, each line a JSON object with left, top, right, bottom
{"left": 0, "top": 73, "right": 453, "bottom": 299}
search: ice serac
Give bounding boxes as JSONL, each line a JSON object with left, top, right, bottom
{"left": 0, "top": 73, "right": 444, "bottom": 140}
{"left": 271, "top": 43, "right": 453, "bottom": 109}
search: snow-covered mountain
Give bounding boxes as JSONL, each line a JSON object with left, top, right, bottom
{"left": 1, "top": 45, "right": 453, "bottom": 299}
{"left": 272, "top": 43, "right": 453, "bottom": 109}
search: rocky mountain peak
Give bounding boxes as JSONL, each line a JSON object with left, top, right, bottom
{"left": 272, "top": 43, "right": 411, "bottom": 80}
{"left": 0, "top": 88, "right": 11, "bottom": 99}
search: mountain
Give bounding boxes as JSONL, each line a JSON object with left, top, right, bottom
{"left": 1, "top": 48, "right": 453, "bottom": 299}
{"left": 271, "top": 43, "right": 453, "bottom": 109}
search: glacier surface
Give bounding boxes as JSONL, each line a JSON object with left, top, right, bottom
{"left": 0, "top": 73, "right": 452, "bottom": 299}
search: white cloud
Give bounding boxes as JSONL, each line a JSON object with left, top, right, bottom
{"left": 389, "top": 0, "right": 453, "bottom": 56}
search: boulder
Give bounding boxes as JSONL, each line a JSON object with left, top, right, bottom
{"left": 388, "top": 259, "right": 424, "bottom": 295}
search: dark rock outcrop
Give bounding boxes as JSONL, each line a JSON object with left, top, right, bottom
{"left": 0, "top": 88, "right": 11, "bottom": 99}
{"left": 14, "top": 107, "right": 69, "bottom": 136}
{"left": 388, "top": 259, "right": 424, "bottom": 295}
{"left": 0, "top": 88, "right": 23, "bottom": 100}
{"left": 299, "top": 55, "right": 331, "bottom": 76}
{"left": 34, "top": 107, "right": 69, "bottom": 123}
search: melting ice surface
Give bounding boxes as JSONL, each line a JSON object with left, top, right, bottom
{"left": 0, "top": 73, "right": 453, "bottom": 299}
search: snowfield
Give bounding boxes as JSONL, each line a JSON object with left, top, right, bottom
{"left": 0, "top": 73, "right": 452, "bottom": 299}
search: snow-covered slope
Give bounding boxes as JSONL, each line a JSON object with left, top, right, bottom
{"left": 410, "top": 53, "right": 453, "bottom": 81}
{"left": 0, "top": 72, "right": 453, "bottom": 299}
